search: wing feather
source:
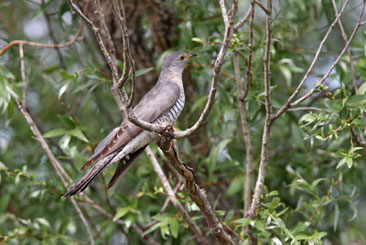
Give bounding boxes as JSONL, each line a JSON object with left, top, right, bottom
{"left": 80, "top": 82, "right": 181, "bottom": 170}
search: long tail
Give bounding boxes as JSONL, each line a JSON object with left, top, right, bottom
{"left": 107, "top": 145, "right": 147, "bottom": 190}
{"left": 63, "top": 155, "right": 114, "bottom": 197}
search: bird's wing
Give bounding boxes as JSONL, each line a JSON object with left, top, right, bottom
{"left": 80, "top": 81, "right": 181, "bottom": 170}
{"left": 107, "top": 145, "right": 147, "bottom": 189}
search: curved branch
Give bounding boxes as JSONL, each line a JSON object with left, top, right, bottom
{"left": 157, "top": 127, "right": 233, "bottom": 244}
{"left": 145, "top": 147, "right": 209, "bottom": 245}
{"left": 271, "top": 0, "right": 350, "bottom": 121}
{"left": 174, "top": 0, "right": 238, "bottom": 139}
{"left": 0, "top": 17, "right": 84, "bottom": 56}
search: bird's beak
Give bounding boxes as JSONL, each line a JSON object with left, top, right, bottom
{"left": 187, "top": 53, "right": 198, "bottom": 60}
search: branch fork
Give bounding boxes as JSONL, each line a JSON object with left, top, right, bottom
{"left": 156, "top": 126, "right": 233, "bottom": 244}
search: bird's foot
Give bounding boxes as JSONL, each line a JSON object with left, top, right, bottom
{"left": 167, "top": 141, "right": 173, "bottom": 152}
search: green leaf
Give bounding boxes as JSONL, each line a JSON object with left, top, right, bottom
{"left": 36, "top": 217, "right": 50, "bottom": 229}
{"left": 254, "top": 220, "right": 266, "bottom": 231}
{"left": 32, "top": 0, "right": 56, "bottom": 19}
{"left": 226, "top": 176, "right": 245, "bottom": 197}
{"left": 268, "top": 197, "right": 281, "bottom": 212}
{"left": 169, "top": 218, "right": 179, "bottom": 238}
{"left": 269, "top": 190, "right": 279, "bottom": 196}
{"left": 69, "top": 128, "right": 88, "bottom": 142}
{"left": 192, "top": 37, "right": 205, "bottom": 44}
{"left": 279, "top": 65, "right": 292, "bottom": 85}
{"left": 160, "top": 219, "right": 170, "bottom": 239}
{"left": 357, "top": 82, "right": 366, "bottom": 95}
{"left": 336, "top": 157, "right": 347, "bottom": 169}
{"left": 143, "top": 222, "right": 161, "bottom": 236}
{"left": 59, "top": 218, "right": 70, "bottom": 234}
{"left": 247, "top": 100, "right": 258, "bottom": 120}
{"left": 113, "top": 207, "right": 131, "bottom": 221}
{"left": 59, "top": 134, "right": 71, "bottom": 150}
{"left": 134, "top": 67, "right": 154, "bottom": 78}
{"left": 331, "top": 100, "right": 344, "bottom": 112}
{"left": 333, "top": 203, "right": 340, "bottom": 231}
{"left": 42, "top": 65, "right": 60, "bottom": 74}
{"left": 58, "top": 115, "right": 76, "bottom": 129}
{"left": 299, "top": 113, "right": 317, "bottom": 125}
{"left": 347, "top": 95, "right": 366, "bottom": 104}
{"left": 231, "top": 218, "right": 251, "bottom": 226}
{"left": 272, "top": 216, "right": 294, "bottom": 240}
{"left": 0, "top": 193, "right": 10, "bottom": 213}
{"left": 345, "top": 157, "right": 353, "bottom": 168}
{"left": 191, "top": 95, "right": 208, "bottom": 113}
{"left": 43, "top": 128, "right": 68, "bottom": 138}
{"left": 59, "top": 81, "right": 70, "bottom": 98}
{"left": 7, "top": 96, "right": 14, "bottom": 119}
{"left": 60, "top": 70, "right": 76, "bottom": 80}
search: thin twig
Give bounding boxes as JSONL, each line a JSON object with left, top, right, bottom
{"left": 59, "top": 98, "right": 94, "bottom": 151}
{"left": 97, "top": 0, "right": 240, "bottom": 139}
{"left": 69, "top": 0, "right": 238, "bottom": 141}
{"left": 95, "top": 0, "right": 117, "bottom": 69}
{"left": 271, "top": 0, "right": 351, "bottom": 121}
{"left": 219, "top": 0, "right": 229, "bottom": 27}
{"left": 248, "top": 0, "right": 273, "bottom": 219}
{"left": 291, "top": 3, "right": 366, "bottom": 107}
{"left": 9, "top": 7, "right": 156, "bottom": 243}
{"left": 331, "top": 0, "right": 358, "bottom": 92}
{"left": 15, "top": 101, "right": 93, "bottom": 243}
{"left": 254, "top": 0, "right": 270, "bottom": 15}
{"left": 0, "top": 18, "right": 84, "bottom": 56}
{"left": 15, "top": 46, "right": 95, "bottom": 244}
{"left": 157, "top": 127, "right": 233, "bottom": 244}
{"left": 233, "top": 6, "right": 252, "bottom": 31}
{"left": 173, "top": 0, "right": 238, "bottom": 139}
{"left": 233, "top": 54, "right": 254, "bottom": 214}
{"left": 145, "top": 147, "right": 209, "bottom": 245}
{"left": 70, "top": 198, "right": 95, "bottom": 245}
{"left": 110, "top": 0, "right": 137, "bottom": 105}
{"left": 42, "top": 0, "right": 66, "bottom": 69}
{"left": 68, "top": 0, "right": 119, "bottom": 82}
{"left": 233, "top": 51, "right": 256, "bottom": 243}
{"left": 83, "top": 197, "right": 159, "bottom": 245}
{"left": 19, "top": 45, "right": 27, "bottom": 109}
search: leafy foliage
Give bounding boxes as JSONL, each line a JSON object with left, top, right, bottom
{"left": 1, "top": 0, "right": 365, "bottom": 244}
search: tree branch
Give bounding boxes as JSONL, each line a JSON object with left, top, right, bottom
{"left": 13, "top": 56, "right": 95, "bottom": 244}
{"left": 271, "top": 0, "right": 350, "bottom": 121}
{"left": 254, "top": 0, "right": 270, "bottom": 15}
{"left": 110, "top": 0, "right": 137, "bottom": 105}
{"left": 157, "top": 127, "right": 233, "bottom": 244}
{"left": 331, "top": 0, "right": 358, "bottom": 93}
{"left": 145, "top": 146, "right": 209, "bottom": 244}
{"left": 173, "top": 0, "right": 238, "bottom": 138}
{"left": 233, "top": 6, "right": 252, "bottom": 31}
{"left": 233, "top": 51, "right": 256, "bottom": 243}
{"left": 0, "top": 15, "right": 84, "bottom": 56}
{"left": 247, "top": 0, "right": 273, "bottom": 219}
{"left": 94, "top": 0, "right": 117, "bottom": 70}
{"left": 234, "top": 54, "right": 254, "bottom": 210}
{"left": 68, "top": 0, "right": 119, "bottom": 82}
{"left": 290, "top": 3, "right": 365, "bottom": 107}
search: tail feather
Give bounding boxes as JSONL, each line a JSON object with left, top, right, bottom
{"left": 63, "top": 155, "right": 114, "bottom": 197}
{"left": 107, "top": 145, "right": 147, "bottom": 190}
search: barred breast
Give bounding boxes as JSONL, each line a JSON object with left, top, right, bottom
{"left": 155, "top": 91, "right": 185, "bottom": 124}
{"left": 111, "top": 91, "right": 184, "bottom": 163}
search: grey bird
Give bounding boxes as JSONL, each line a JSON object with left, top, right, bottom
{"left": 63, "top": 51, "right": 196, "bottom": 197}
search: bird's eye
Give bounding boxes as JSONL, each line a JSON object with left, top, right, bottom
{"left": 179, "top": 55, "right": 185, "bottom": 61}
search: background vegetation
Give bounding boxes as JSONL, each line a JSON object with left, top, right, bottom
{"left": 0, "top": 0, "right": 365, "bottom": 244}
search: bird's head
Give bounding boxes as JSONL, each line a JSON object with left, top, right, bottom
{"left": 161, "top": 51, "right": 197, "bottom": 74}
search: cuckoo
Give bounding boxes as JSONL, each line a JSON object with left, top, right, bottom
{"left": 63, "top": 51, "right": 196, "bottom": 197}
